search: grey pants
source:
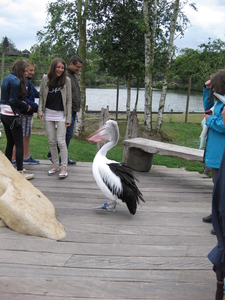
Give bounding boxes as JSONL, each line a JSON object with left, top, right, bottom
{"left": 45, "top": 120, "right": 68, "bottom": 170}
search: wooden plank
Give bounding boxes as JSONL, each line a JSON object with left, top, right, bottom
{"left": 56, "top": 223, "right": 215, "bottom": 237}
{"left": 0, "top": 263, "right": 180, "bottom": 281}
{"left": 0, "top": 277, "right": 215, "bottom": 300}
{"left": 46, "top": 211, "right": 212, "bottom": 228}
{"left": 0, "top": 250, "right": 72, "bottom": 266}
{"left": 0, "top": 244, "right": 188, "bottom": 258}
{"left": 64, "top": 255, "right": 212, "bottom": 270}
{"left": 0, "top": 231, "right": 215, "bottom": 246}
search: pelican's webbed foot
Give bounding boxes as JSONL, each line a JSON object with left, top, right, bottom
{"left": 94, "top": 202, "right": 117, "bottom": 212}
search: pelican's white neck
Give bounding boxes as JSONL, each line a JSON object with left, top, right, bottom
{"left": 98, "top": 140, "right": 114, "bottom": 157}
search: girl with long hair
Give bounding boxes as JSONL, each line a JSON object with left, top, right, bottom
{"left": 38, "top": 58, "right": 72, "bottom": 178}
{"left": 0, "top": 59, "right": 34, "bottom": 180}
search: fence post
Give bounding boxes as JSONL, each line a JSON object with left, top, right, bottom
{"left": 185, "top": 76, "right": 191, "bottom": 123}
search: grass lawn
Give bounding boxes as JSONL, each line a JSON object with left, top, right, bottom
{"left": 0, "top": 112, "right": 206, "bottom": 174}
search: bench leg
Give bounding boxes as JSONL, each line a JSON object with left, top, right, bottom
{"left": 126, "top": 148, "right": 154, "bottom": 172}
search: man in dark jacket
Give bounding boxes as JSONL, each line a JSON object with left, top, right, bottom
{"left": 65, "top": 55, "right": 82, "bottom": 164}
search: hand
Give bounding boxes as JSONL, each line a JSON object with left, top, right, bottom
{"left": 66, "top": 123, "right": 71, "bottom": 127}
{"left": 204, "top": 114, "right": 209, "bottom": 121}
{"left": 205, "top": 75, "right": 212, "bottom": 88}
{"left": 27, "top": 105, "right": 31, "bottom": 112}
{"left": 204, "top": 111, "right": 213, "bottom": 121}
{"left": 38, "top": 115, "right": 43, "bottom": 120}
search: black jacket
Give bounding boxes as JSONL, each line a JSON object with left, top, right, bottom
{"left": 208, "top": 149, "right": 225, "bottom": 273}
{"left": 66, "top": 67, "right": 81, "bottom": 112}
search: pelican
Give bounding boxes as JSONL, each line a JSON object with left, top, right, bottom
{"left": 87, "top": 120, "right": 145, "bottom": 214}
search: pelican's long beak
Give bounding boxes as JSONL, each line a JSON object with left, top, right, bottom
{"left": 87, "top": 125, "right": 109, "bottom": 143}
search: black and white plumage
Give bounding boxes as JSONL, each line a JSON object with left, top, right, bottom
{"left": 87, "top": 120, "right": 145, "bottom": 215}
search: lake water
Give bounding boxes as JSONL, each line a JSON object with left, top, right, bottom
{"left": 34, "top": 87, "right": 204, "bottom": 113}
{"left": 86, "top": 88, "right": 203, "bottom": 113}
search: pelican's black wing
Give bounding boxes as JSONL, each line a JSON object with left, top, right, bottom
{"left": 107, "top": 163, "right": 145, "bottom": 215}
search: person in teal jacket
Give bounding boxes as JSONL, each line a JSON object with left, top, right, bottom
{"left": 202, "top": 70, "right": 225, "bottom": 236}
{"left": 207, "top": 105, "right": 225, "bottom": 300}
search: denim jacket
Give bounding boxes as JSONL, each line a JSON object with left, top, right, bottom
{"left": 0, "top": 73, "right": 29, "bottom": 114}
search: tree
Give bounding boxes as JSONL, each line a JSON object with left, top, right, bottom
{"left": 29, "top": 43, "right": 54, "bottom": 86}
{"left": 169, "top": 48, "right": 201, "bottom": 90}
{"left": 32, "top": 0, "right": 197, "bottom": 136}
{"left": 37, "top": 0, "right": 79, "bottom": 62}
{"left": 36, "top": 0, "right": 89, "bottom": 134}
{"left": 143, "top": 0, "right": 157, "bottom": 131}
{"left": 168, "top": 38, "right": 225, "bottom": 92}
{"left": 155, "top": 0, "right": 180, "bottom": 132}
{"left": 76, "top": 0, "right": 89, "bottom": 134}
{"left": 90, "top": 0, "right": 145, "bottom": 118}
{"left": 143, "top": 0, "right": 196, "bottom": 132}
{"left": 0, "top": 37, "right": 23, "bottom": 81}
{"left": 198, "top": 38, "right": 225, "bottom": 77}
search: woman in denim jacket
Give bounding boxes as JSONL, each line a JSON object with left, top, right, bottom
{"left": 0, "top": 59, "right": 34, "bottom": 180}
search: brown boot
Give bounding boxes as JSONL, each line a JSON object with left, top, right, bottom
{"left": 215, "top": 280, "right": 224, "bottom": 300}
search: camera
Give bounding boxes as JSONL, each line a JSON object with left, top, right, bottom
{"left": 205, "top": 110, "right": 212, "bottom": 115}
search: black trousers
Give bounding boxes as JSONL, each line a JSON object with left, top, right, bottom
{"left": 1, "top": 114, "right": 23, "bottom": 171}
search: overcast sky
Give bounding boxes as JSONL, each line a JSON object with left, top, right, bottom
{"left": 175, "top": 0, "right": 225, "bottom": 50}
{"left": 1, "top": 0, "right": 225, "bottom": 52}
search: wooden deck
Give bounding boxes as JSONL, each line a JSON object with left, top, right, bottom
{"left": 0, "top": 160, "right": 217, "bottom": 299}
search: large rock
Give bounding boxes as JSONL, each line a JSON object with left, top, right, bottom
{"left": 0, "top": 150, "right": 66, "bottom": 240}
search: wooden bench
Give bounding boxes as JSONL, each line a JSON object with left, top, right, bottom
{"left": 123, "top": 138, "right": 204, "bottom": 172}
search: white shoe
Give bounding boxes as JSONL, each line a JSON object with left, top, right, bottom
{"left": 48, "top": 167, "right": 59, "bottom": 176}
{"left": 59, "top": 171, "right": 68, "bottom": 178}
{"left": 19, "top": 169, "right": 34, "bottom": 180}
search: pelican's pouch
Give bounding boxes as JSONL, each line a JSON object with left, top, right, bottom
{"left": 10, "top": 117, "right": 22, "bottom": 129}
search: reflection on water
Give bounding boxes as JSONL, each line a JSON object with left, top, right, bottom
{"left": 86, "top": 88, "right": 203, "bottom": 113}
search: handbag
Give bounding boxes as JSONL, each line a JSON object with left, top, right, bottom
{"left": 10, "top": 117, "right": 22, "bottom": 129}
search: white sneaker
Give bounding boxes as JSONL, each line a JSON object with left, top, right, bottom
{"left": 19, "top": 169, "right": 34, "bottom": 180}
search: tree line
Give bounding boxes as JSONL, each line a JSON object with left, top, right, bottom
{"left": 1, "top": 0, "right": 225, "bottom": 134}
{"left": 1, "top": 37, "right": 225, "bottom": 92}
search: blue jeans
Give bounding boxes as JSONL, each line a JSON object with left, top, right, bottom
{"left": 66, "top": 111, "right": 77, "bottom": 149}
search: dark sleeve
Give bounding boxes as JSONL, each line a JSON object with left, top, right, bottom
{"left": 8, "top": 79, "right": 29, "bottom": 111}
{"left": 33, "top": 87, "right": 40, "bottom": 98}
{"left": 22, "top": 97, "right": 38, "bottom": 112}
